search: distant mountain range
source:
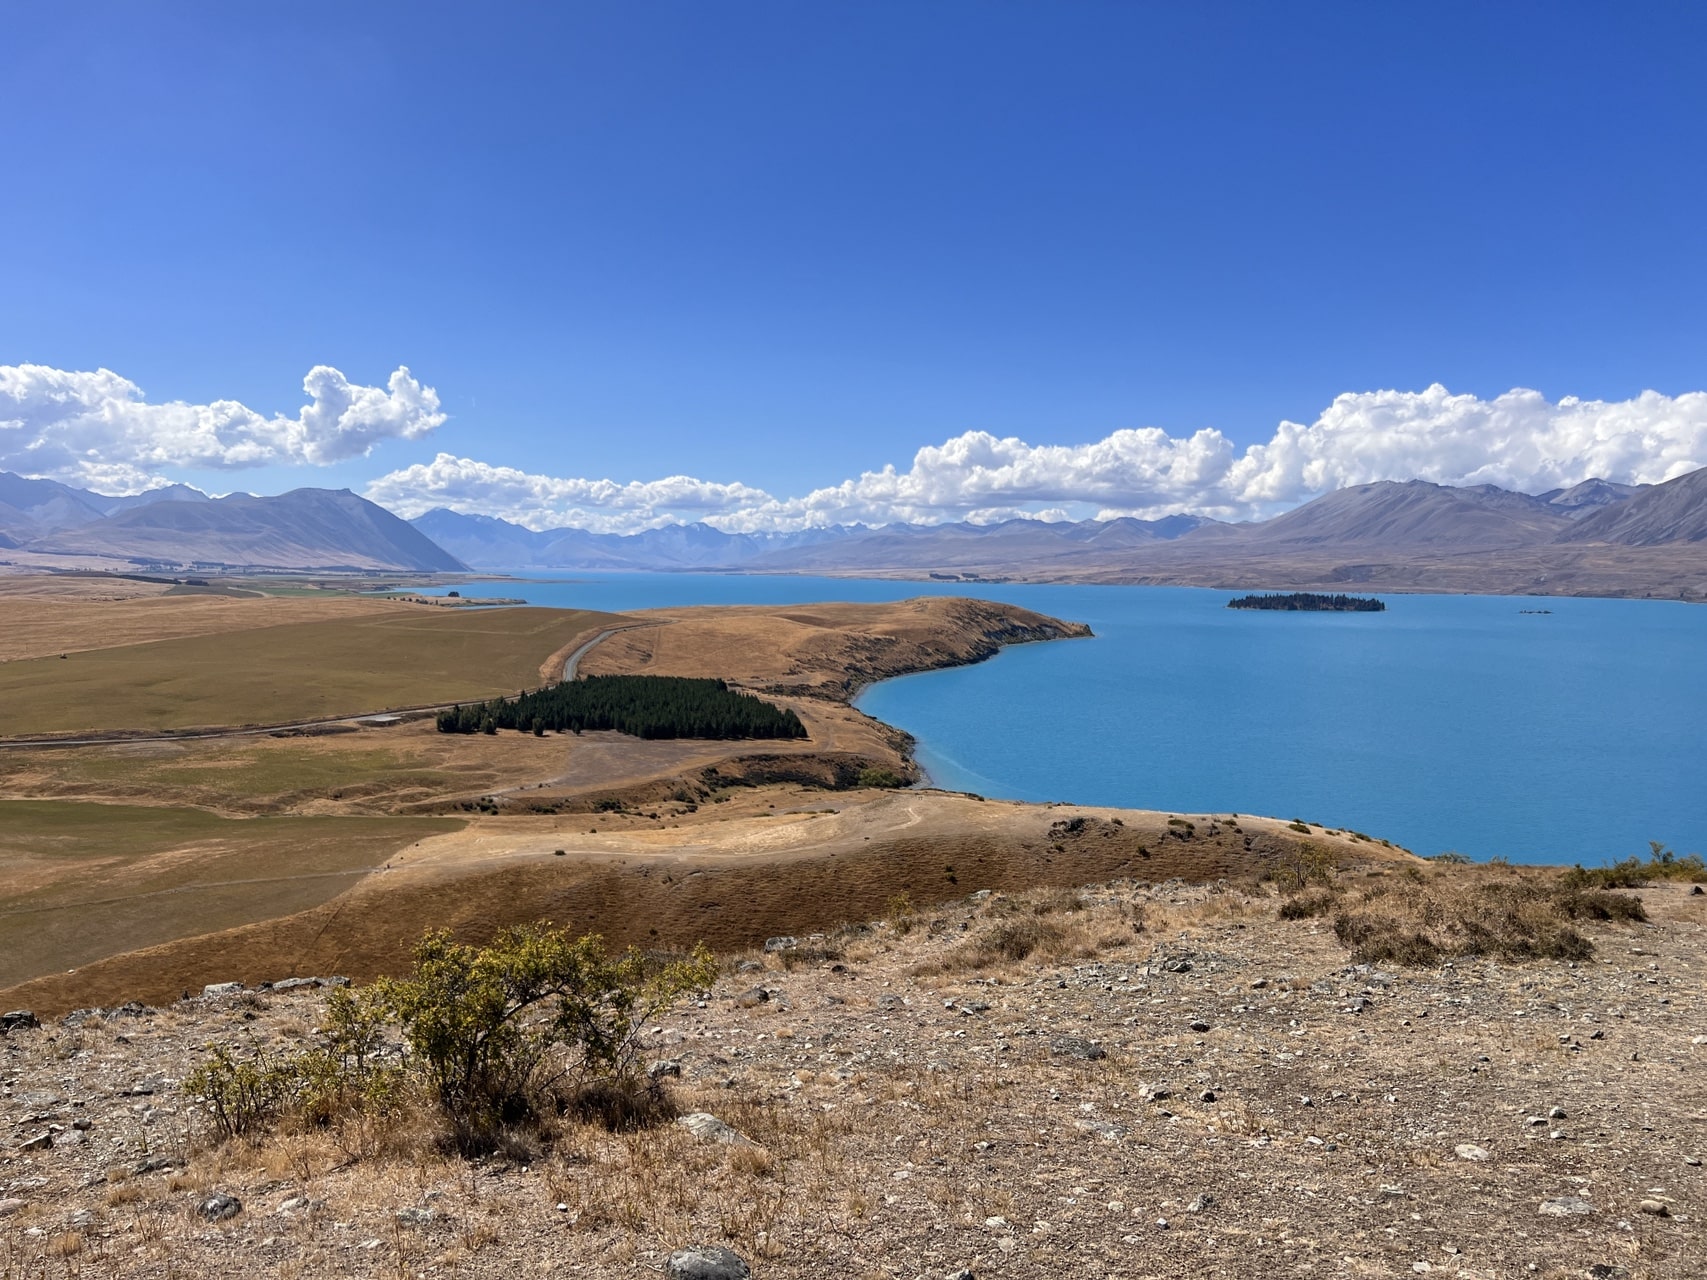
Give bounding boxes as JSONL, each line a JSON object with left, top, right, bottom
{"left": 0, "top": 476, "right": 463, "bottom": 572}
{"left": 1, "top": 465, "right": 1703, "bottom": 594}
{"left": 408, "top": 507, "right": 1214, "bottom": 574}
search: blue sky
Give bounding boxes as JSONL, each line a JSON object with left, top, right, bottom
{"left": 4, "top": 2, "right": 1705, "bottom": 530}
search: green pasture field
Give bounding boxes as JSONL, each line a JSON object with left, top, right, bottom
{"left": 0, "top": 800, "right": 459, "bottom": 988}
{"left": 0, "top": 606, "right": 620, "bottom": 735}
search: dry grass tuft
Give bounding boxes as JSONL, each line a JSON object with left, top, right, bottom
{"left": 1316, "top": 864, "right": 1647, "bottom": 965}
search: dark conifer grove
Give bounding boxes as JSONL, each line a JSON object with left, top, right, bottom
{"left": 1227, "top": 592, "right": 1386, "bottom": 612}
{"left": 435, "top": 674, "right": 808, "bottom": 741}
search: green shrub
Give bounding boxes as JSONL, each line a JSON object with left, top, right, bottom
{"left": 184, "top": 925, "right": 716, "bottom": 1157}
{"left": 183, "top": 1041, "right": 300, "bottom": 1142}
{"left": 378, "top": 926, "right": 716, "bottom": 1153}
{"left": 856, "top": 767, "right": 905, "bottom": 789}
{"left": 1564, "top": 844, "right": 1707, "bottom": 889}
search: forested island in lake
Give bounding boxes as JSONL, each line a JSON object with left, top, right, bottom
{"left": 1228, "top": 592, "right": 1386, "bottom": 612}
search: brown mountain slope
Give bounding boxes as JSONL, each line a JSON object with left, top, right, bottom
{"left": 1219, "top": 479, "right": 1572, "bottom": 550}
{"left": 1557, "top": 465, "right": 1707, "bottom": 546}
{"left": 31, "top": 487, "right": 467, "bottom": 571}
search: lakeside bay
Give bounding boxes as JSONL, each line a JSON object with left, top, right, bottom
{"left": 406, "top": 575, "right": 1707, "bottom": 865}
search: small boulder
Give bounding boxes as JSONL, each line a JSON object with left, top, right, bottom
{"left": 0, "top": 1010, "right": 40, "bottom": 1034}
{"left": 201, "top": 983, "right": 244, "bottom": 998}
{"left": 18, "top": 1133, "right": 52, "bottom": 1153}
{"left": 648, "top": 1059, "right": 683, "bottom": 1080}
{"left": 199, "top": 1193, "right": 242, "bottom": 1222}
{"left": 1637, "top": 1199, "right": 1670, "bottom": 1217}
{"left": 733, "top": 987, "right": 769, "bottom": 1009}
{"left": 1050, "top": 1034, "right": 1106, "bottom": 1061}
{"left": 0, "top": 1199, "right": 25, "bottom": 1217}
{"left": 677, "top": 1113, "right": 757, "bottom": 1147}
{"left": 763, "top": 936, "right": 798, "bottom": 953}
{"left": 1453, "top": 1144, "right": 1490, "bottom": 1162}
{"left": 665, "top": 1244, "right": 751, "bottom": 1280}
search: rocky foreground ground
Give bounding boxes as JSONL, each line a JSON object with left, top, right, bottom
{"left": 2, "top": 876, "right": 1703, "bottom": 1280}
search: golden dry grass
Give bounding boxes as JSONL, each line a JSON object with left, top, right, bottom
{"left": 0, "top": 585, "right": 404, "bottom": 661}
{"left": 0, "top": 720, "right": 584, "bottom": 815}
{"left": 0, "top": 799, "right": 458, "bottom": 987}
{"left": 0, "top": 605, "right": 623, "bottom": 734}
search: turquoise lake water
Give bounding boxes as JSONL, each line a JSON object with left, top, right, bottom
{"left": 420, "top": 575, "right": 1707, "bottom": 865}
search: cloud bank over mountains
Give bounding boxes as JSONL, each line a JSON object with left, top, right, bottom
{"left": 0, "top": 363, "right": 445, "bottom": 493}
{"left": 5, "top": 362, "right": 1705, "bottom": 532}
{"left": 369, "top": 384, "right": 1707, "bottom": 534}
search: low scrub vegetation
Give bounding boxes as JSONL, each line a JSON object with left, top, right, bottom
{"left": 1564, "top": 842, "right": 1707, "bottom": 888}
{"left": 1272, "top": 860, "right": 1648, "bottom": 966}
{"left": 185, "top": 925, "right": 717, "bottom": 1157}
{"left": 437, "top": 674, "right": 807, "bottom": 741}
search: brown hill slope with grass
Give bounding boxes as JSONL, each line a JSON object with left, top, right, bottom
{"left": 0, "top": 794, "right": 1392, "bottom": 1015}
{"left": 577, "top": 596, "right": 1093, "bottom": 699}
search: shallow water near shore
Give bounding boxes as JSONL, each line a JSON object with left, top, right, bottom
{"left": 417, "top": 574, "right": 1706, "bottom": 864}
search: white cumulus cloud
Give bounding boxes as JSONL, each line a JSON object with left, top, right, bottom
{"left": 0, "top": 363, "right": 445, "bottom": 491}
{"left": 364, "top": 383, "right": 1707, "bottom": 534}
{"left": 365, "top": 453, "right": 780, "bottom": 535}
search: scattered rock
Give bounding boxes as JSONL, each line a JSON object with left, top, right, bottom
{"left": 763, "top": 936, "right": 799, "bottom": 953}
{"left": 1537, "top": 1196, "right": 1593, "bottom": 1216}
{"left": 396, "top": 1206, "right": 435, "bottom": 1225}
{"left": 734, "top": 960, "right": 763, "bottom": 974}
{"left": 1454, "top": 1144, "right": 1490, "bottom": 1162}
{"left": 665, "top": 1243, "right": 751, "bottom": 1280}
{"left": 270, "top": 977, "right": 323, "bottom": 992}
{"left": 1050, "top": 1034, "right": 1106, "bottom": 1060}
{"left": 0, "top": 1010, "right": 40, "bottom": 1033}
{"left": 18, "top": 1133, "right": 52, "bottom": 1152}
{"left": 1187, "top": 1193, "right": 1214, "bottom": 1212}
{"left": 199, "top": 1193, "right": 242, "bottom": 1222}
{"left": 200, "top": 983, "right": 244, "bottom": 998}
{"left": 677, "top": 1113, "right": 757, "bottom": 1147}
{"left": 0, "top": 1199, "right": 25, "bottom": 1217}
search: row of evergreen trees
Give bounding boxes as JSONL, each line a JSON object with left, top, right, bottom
{"left": 1227, "top": 592, "right": 1386, "bottom": 612}
{"left": 436, "top": 674, "right": 808, "bottom": 741}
